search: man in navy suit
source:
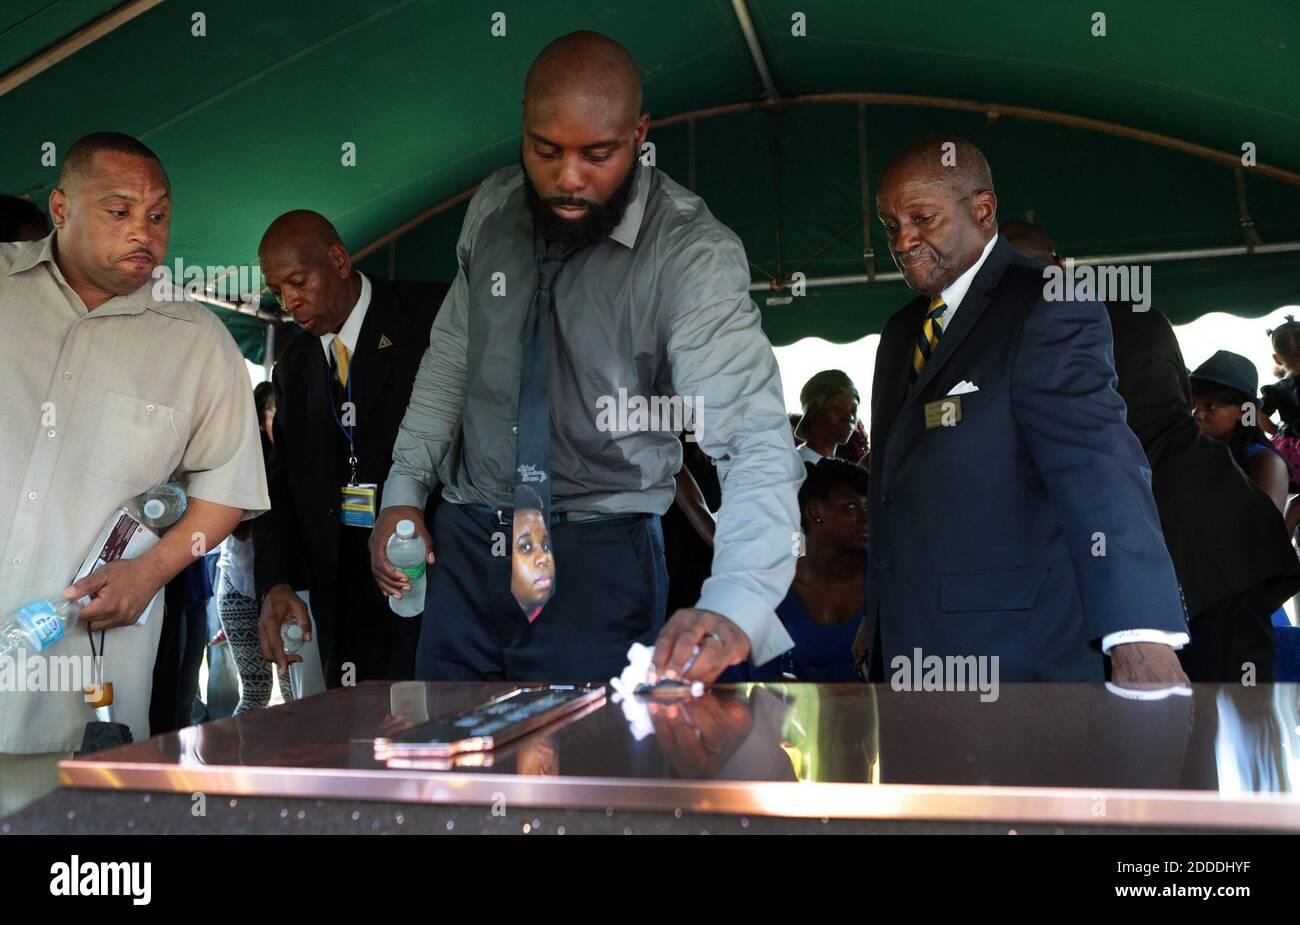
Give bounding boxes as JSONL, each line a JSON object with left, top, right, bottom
{"left": 853, "top": 138, "right": 1189, "bottom": 683}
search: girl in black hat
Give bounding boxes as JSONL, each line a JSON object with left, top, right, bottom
{"left": 1190, "top": 351, "right": 1290, "bottom": 514}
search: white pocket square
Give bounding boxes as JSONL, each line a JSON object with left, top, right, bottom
{"left": 947, "top": 380, "right": 979, "bottom": 396}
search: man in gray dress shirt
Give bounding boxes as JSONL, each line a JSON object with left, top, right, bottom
{"left": 369, "top": 31, "right": 802, "bottom": 684}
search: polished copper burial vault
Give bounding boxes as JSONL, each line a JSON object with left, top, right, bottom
{"left": 59, "top": 681, "right": 1300, "bottom": 830}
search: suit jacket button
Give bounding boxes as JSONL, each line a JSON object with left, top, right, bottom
{"left": 882, "top": 491, "right": 895, "bottom": 505}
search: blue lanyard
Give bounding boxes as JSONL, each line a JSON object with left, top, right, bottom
{"left": 327, "top": 349, "right": 358, "bottom": 482}
{"left": 328, "top": 370, "right": 353, "bottom": 444}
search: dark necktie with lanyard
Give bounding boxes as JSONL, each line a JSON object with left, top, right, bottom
{"left": 511, "top": 225, "right": 581, "bottom": 621}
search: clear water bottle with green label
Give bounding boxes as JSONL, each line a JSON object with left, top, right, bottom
{"left": 386, "top": 519, "right": 427, "bottom": 617}
{"left": 0, "top": 595, "right": 92, "bottom": 658}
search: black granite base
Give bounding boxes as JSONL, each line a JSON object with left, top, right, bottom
{"left": 1, "top": 788, "right": 1226, "bottom": 835}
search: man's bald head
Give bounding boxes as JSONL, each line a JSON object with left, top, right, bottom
{"left": 258, "top": 209, "right": 358, "bottom": 336}
{"left": 878, "top": 137, "right": 994, "bottom": 200}
{"left": 876, "top": 137, "right": 999, "bottom": 298}
{"left": 1000, "top": 221, "right": 1058, "bottom": 265}
{"left": 57, "top": 132, "right": 169, "bottom": 194}
{"left": 520, "top": 31, "right": 649, "bottom": 249}
{"left": 259, "top": 209, "right": 345, "bottom": 263}
{"left": 524, "top": 31, "right": 643, "bottom": 124}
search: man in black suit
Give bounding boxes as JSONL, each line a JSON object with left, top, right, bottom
{"left": 1003, "top": 222, "right": 1300, "bottom": 681}
{"left": 253, "top": 210, "right": 446, "bottom": 686}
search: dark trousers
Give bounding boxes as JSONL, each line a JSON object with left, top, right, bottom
{"left": 416, "top": 502, "right": 667, "bottom": 683}
{"left": 149, "top": 598, "right": 208, "bottom": 733}
{"left": 1178, "top": 584, "right": 1277, "bottom": 683}
{"left": 150, "top": 555, "right": 215, "bottom": 734}
{"left": 323, "top": 528, "right": 420, "bottom": 687}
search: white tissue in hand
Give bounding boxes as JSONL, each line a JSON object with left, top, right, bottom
{"left": 610, "top": 643, "right": 656, "bottom": 740}
{"left": 609, "top": 642, "right": 655, "bottom": 698}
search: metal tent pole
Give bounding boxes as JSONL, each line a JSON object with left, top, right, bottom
{"left": 731, "top": 0, "right": 779, "bottom": 102}
{"left": 263, "top": 323, "right": 276, "bottom": 379}
{"left": 749, "top": 240, "right": 1300, "bottom": 292}
{"left": 0, "top": 0, "right": 163, "bottom": 98}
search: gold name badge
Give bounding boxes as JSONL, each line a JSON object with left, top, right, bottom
{"left": 923, "top": 396, "right": 962, "bottom": 429}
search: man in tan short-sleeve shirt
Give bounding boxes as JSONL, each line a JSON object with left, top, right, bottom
{"left": 0, "top": 134, "right": 267, "bottom": 791}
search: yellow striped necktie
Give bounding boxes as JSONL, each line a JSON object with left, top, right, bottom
{"left": 908, "top": 296, "right": 946, "bottom": 389}
{"left": 331, "top": 337, "right": 351, "bottom": 388}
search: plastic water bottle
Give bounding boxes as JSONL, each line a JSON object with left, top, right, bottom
{"left": 387, "top": 519, "right": 427, "bottom": 617}
{"left": 136, "top": 482, "right": 187, "bottom": 532}
{"left": 0, "top": 595, "right": 92, "bottom": 658}
{"left": 281, "top": 622, "right": 305, "bottom": 655}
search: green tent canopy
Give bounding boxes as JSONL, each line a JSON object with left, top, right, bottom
{"left": 4, "top": 0, "right": 1298, "bottom": 359}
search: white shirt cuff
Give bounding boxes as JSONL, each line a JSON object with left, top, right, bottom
{"left": 1104, "top": 682, "right": 1193, "bottom": 701}
{"left": 1100, "top": 628, "right": 1190, "bottom": 654}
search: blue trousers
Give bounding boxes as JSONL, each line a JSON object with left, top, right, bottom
{"left": 416, "top": 502, "right": 667, "bottom": 683}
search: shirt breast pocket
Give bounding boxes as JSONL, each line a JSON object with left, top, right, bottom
{"left": 87, "top": 391, "right": 189, "bottom": 492}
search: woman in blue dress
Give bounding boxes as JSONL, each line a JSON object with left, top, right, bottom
{"left": 721, "top": 458, "right": 868, "bottom": 682}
